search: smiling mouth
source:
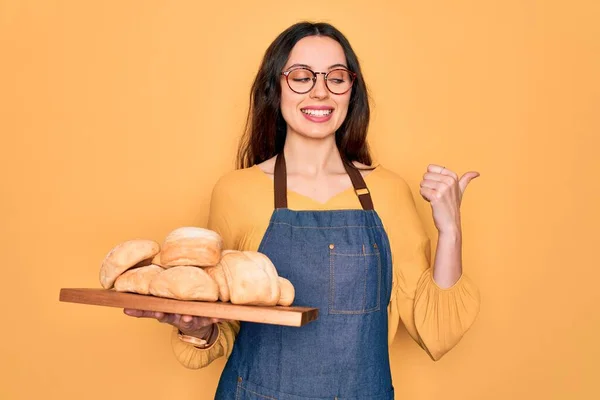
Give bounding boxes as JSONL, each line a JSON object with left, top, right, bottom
{"left": 301, "top": 109, "right": 333, "bottom": 117}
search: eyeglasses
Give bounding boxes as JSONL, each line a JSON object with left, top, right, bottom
{"left": 281, "top": 67, "right": 357, "bottom": 95}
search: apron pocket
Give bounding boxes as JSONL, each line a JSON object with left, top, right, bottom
{"left": 235, "top": 377, "right": 279, "bottom": 400}
{"left": 328, "top": 243, "right": 381, "bottom": 314}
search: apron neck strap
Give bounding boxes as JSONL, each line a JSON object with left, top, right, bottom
{"left": 274, "top": 152, "right": 288, "bottom": 209}
{"left": 273, "top": 153, "right": 374, "bottom": 211}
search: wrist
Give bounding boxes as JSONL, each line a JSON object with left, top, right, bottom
{"left": 178, "top": 324, "right": 217, "bottom": 349}
{"left": 438, "top": 227, "right": 462, "bottom": 241}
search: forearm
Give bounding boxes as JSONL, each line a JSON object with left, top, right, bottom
{"left": 432, "top": 228, "right": 463, "bottom": 289}
{"left": 171, "top": 320, "right": 241, "bottom": 369}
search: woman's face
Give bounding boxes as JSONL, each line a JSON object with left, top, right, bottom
{"left": 280, "top": 36, "right": 352, "bottom": 140}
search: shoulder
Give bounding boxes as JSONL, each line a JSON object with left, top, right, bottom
{"left": 367, "top": 164, "right": 414, "bottom": 200}
{"left": 211, "top": 166, "right": 268, "bottom": 199}
{"left": 213, "top": 166, "right": 264, "bottom": 188}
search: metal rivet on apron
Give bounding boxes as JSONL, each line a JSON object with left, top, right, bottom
{"left": 237, "top": 376, "right": 242, "bottom": 382}
{"left": 329, "top": 244, "right": 335, "bottom": 250}
{"left": 373, "top": 243, "right": 378, "bottom": 248}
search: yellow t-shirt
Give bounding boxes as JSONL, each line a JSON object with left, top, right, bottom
{"left": 171, "top": 164, "right": 480, "bottom": 367}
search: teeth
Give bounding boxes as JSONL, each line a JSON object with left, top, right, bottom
{"left": 302, "top": 109, "right": 332, "bottom": 117}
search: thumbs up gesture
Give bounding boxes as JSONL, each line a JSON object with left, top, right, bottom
{"left": 419, "top": 164, "right": 480, "bottom": 234}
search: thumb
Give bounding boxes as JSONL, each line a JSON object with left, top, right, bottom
{"left": 458, "top": 171, "right": 480, "bottom": 194}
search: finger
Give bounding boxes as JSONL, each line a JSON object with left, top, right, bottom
{"left": 427, "top": 164, "right": 458, "bottom": 180}
{"left": 420, "top": 187, "right": 440, "bottom": 203}
{"left": 179, "top": 316, "right": 214, "bottom": 331}
{"left": 427, "top": 164, "right": 445, "bottom": 174}
{"left": 182, "top": 315, "right": 193, "bottom": 323}
{"left": 458, "top": 171, "right": 480, "bottom": 194}
{"left": 420, "top": 179, "right": 444, "bottom": 191}
{"left": 123, "top": 309, "right": 157, "bottom": 318}
{"left": 423, "top": 172, "right": 455, "bottom": 186}
{"left": 157, "top": 312, "right": 177, "bottom": 324}
{"left": 124, "top": 308, "right": 141, "bottom": 317}
{"left": 178, "top": 315, "right": 195, "bottom": 330}
{"left": 440, "top": 168, "right": 458, "bottom": 180}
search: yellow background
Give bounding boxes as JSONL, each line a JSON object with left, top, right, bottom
{"left": 1, "top": 1, "right": 598, "bottom": 399}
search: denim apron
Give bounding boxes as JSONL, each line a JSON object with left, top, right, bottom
{"left": 215, "top": 154, "right": 394, "bottom": 399}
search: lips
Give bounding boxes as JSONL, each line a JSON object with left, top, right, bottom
{"left": 300, "top": 107, "right": 334, "bottom": 123}
{"left": 301, "top": 108, "right": 333, "bottom": 117}
{"left": 301, "top": 105, "right": 335, "bottom": 118}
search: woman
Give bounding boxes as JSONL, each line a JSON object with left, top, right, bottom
{"left": 125, "top": 21, "right": 481, "bottom": 399}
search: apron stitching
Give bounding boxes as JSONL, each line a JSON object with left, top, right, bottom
{"left": 329, "top": 246, "right": 334, "bottom": 314}
{"left": 329, "top": 309, "right": 379, "bottom": 315}
{"left": 235, "top": 378, "right": 241, "bottom": 400}
{"left": 362, "top": 249, "right": 368, "bottom": 312}
{"left": 376, "top": 251, "right": 382, "bottom": 310}
{"left": 329, "top": 252, "right": 378, "bottom": 256}
{"left": 258, "top": 221, "right": 275, "bottom": 253}
{"left": 271, "top": 223, "right": 381, "bottom": 229}
{"left": 240, "top": 386, "right": 277, "bottom": 400}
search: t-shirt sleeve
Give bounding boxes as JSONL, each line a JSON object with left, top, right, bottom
{"left": 385, "top": 176, "right": 480, "bottom": 361}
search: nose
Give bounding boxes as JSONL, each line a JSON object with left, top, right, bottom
{"left": 310, "top": 73, "right": 329, "bottom": 99}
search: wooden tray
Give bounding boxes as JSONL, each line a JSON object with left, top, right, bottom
{"left": 59, "top": 288, "right": 318, "bottom": 327}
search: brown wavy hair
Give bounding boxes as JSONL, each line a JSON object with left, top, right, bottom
{"left": 236, "top": 21, "right": 373, "bottom": 169}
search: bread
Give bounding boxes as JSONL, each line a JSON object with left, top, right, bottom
{"left": 277, "top": 277, "right": 295, "bottom": 306}
{"left": 150, "top": 252, "right": 164, "bottom": 267}
{"left": 114, "top": 264, "right": 164, "bottom": 295}
{"left": 160, "top": 227, "right": 223, "bottom": 267}
{"left": 148, "top": 266, "right": 219, "bottom": 301}
{"left": 219, "top": 251, "right": 280, "bottom": 306}
{"left": 99, "top": 239, "right": 160, "bottom": 289}
{"left": 204, "top": 256, "right": 230, "bottom": 302}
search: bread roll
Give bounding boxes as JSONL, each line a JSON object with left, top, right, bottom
{"left": 277, "top": 277, "right": 295, "bottom": 306}
{"left": 148, "top": 266, "right": 219, "bottom": 301}
{"left": 220, "top": 251, "right": 280, "bottom": 306}
{"left": 99, "top": 239, "right": 160, "bottom": 289}
{"left": 151, "top": 252, "right": 163, "bottom": 267}
{"left": 114, "top": 264, "right": 164, "bottom": 295}
{"left": 204, "top": 258, "right": 230, "bottom": 302}
{"left": 160, "top": 227, "right": 223, "bottom": 267}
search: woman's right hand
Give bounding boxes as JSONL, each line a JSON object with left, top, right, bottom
{"left": 123, "top": 309, "right": 224, "bottom": 342}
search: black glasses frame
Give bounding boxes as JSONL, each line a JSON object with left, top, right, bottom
{"left": 281, "top": 67, "right": 357, "bottom": 95}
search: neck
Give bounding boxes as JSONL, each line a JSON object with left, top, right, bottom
{"left": 283, "top": 132, "right": 345, "bottom": 177}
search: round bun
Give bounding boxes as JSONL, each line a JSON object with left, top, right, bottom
{"left": 220, "top": 251, "right": 280, "bottom": 306}
{"left": 277, "top": 277, "right": 295, "bottom": 306}
{"left": 160, "top": 227, "right": 223, "bottom": 267}
{"left": 148, "top": 266, "right": 219, "bottom": 301}
{"left": 99, "top": 239, "right": 160, "bottom": 289}
{"left": 204, "top": 251, "right": 232, "bottom": 302}
{"left": 114, "top": 264, "right": 164, "bottom": 295}
{"left": 150, "top": 252, "right": 164, "bottom": 267}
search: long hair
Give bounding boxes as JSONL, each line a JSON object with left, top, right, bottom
{"left": 236, "top": 22, "right": 372, "bottom": 169}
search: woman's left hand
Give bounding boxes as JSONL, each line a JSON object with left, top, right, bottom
{"left": 419, "top": 164, "right": 480, "bottom": 234}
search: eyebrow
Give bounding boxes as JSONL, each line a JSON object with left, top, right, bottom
{"left": 287, "top": 63, "right": 349, "bottom": 70}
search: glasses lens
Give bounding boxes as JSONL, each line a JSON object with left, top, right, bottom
{"left": 287, "top": 69, "right": 315, "bottom": 93}
{"left": 326, "top": 69, "right": 353, "bottom": 94}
